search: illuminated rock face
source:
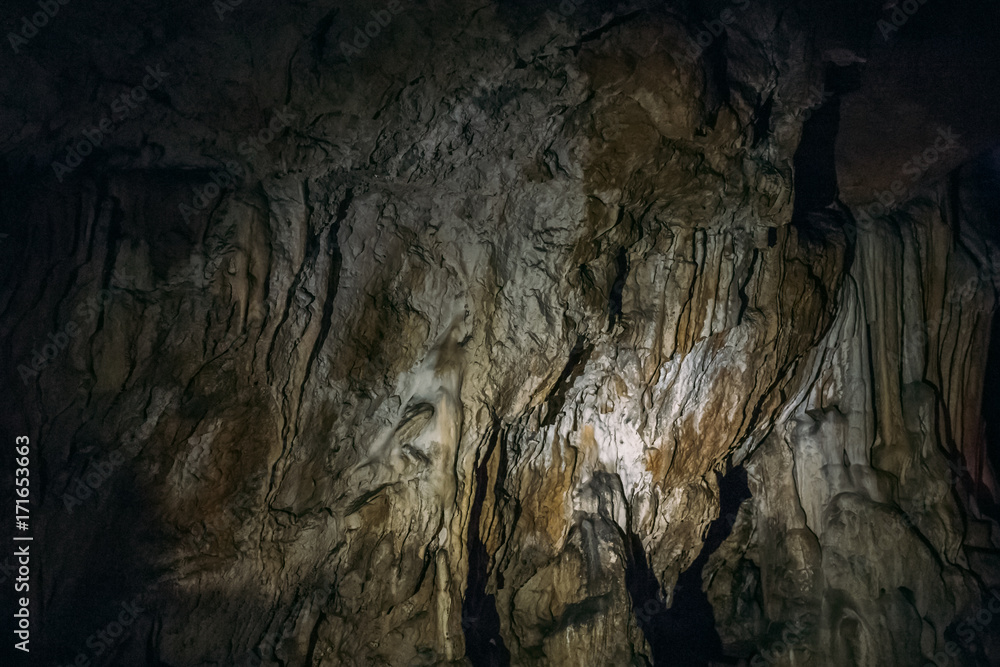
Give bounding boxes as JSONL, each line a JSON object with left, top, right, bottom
{"left": 707, "top": 195, "right": 1000, "bottom": 666}
{"left": 1, "top": 1, "right": 999, "bottom": 666}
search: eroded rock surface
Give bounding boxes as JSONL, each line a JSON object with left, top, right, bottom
{"left": 1, "top": 1, "right": 999, "bottom": 665}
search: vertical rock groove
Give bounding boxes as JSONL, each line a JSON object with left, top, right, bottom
{"left": 462, "top": 422, "right": 511, "bottom": 667}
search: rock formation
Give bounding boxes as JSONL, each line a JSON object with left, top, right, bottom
{"left": 1, "top": 0, "right": 998, "bottom": 665}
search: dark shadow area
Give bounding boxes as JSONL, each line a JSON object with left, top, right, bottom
{"left": 956, "top": 145, "right": 1000, "bottom": 518}
{"left": 540, "top": 335, "right": 592, "bottom": 427}
{"left": 33, "top": 452, "right": 168, "bottom": 666}
{"left": 790, "top": 72, "right": 841, "bottom": 223}
{"left": 607, "top": 247, "right": 629, "bottom": 331}
{"left": 791, "top": 63, "right": 862, "bottom": 244}
{"left": 624, "top": 465, "right": 751, "bottom": 666}
{"left": 462, "top": 423, "right": 511, "bottom": 667}
{"left": 942, "top": 584, "right": 1000, "bottom": 667}
{"left": 752, "top": 95, "right": 773, "bottom": 148}
{"left": 981, "top": 307, "right": 1000, "bottom": 520}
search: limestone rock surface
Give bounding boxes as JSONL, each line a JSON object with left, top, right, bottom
{"left": 1, "top": 1, "right": 999, "bottom": 666}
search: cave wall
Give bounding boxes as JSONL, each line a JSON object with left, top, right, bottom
{"left": 1, "top": 1, "right": 999, "bottom": 666}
